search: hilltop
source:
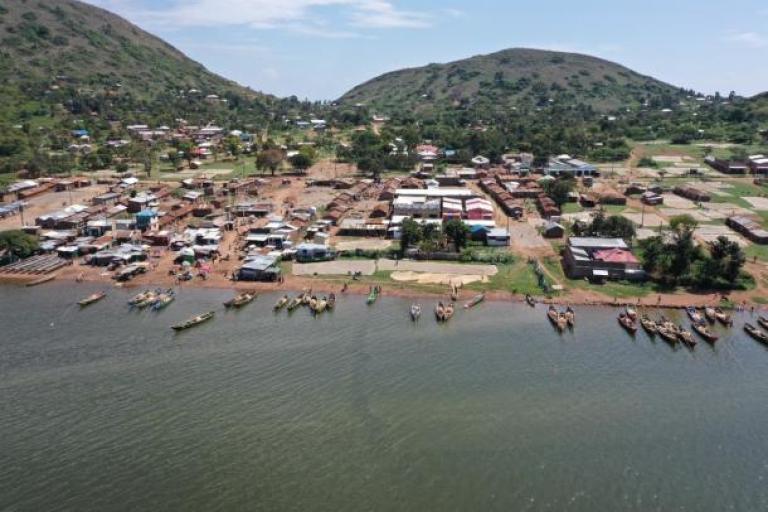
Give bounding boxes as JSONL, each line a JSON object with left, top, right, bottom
{"left": 0, "top": 0, "right": 263, "bottom": 100}
{"left": 339, "top": 48, "right": 683, "bottom": 114}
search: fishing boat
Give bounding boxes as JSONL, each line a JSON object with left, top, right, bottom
{"left": 691, "top": 322, "right": 719, "bottom": 343}
{"left": 640, "top": 315, "right": 658, "bottom": 336}
{"left": 758, "top": 316, "right": 768, "bottom": 331}
{"left": 153, "top": 291, "right": 176, "bottom": 311}
{"left": 366, "top": 286, "right": 380, "bottom": 305}
{"left": 564, "top": 306, "right": 575, "bottom": 328}
{"left": 309, "top": 296, "right": 318, "bottom": 311}
{"left": 314, "top": 297, "right": 328, "bottom": 314}
{"left": 704, "top": 306, "right": 717, "bottom": 323}
{"left": 26, "top": 274, "right": 56, "bottom": 287}
{"left": 78, "top": 292, "right": 106, "bottom": 307}
{"left": 618, "top": 312, "right": 638, "bottom": 334}
{"left": 274, "top": 295, "right": 289, "bottom": 311}
{"left": 410, "top": 303, "right": 422, "bottom": 322}
{"left": 128, "top": 290, "right": 153, "bottom": 306}
{"left": 302, "top": 291, "right": 312, "bottom": 305}
{"left": 224, "top": 292, "right": 256, "bottom": 308}
{"left": 435, "top": 302, "right": 446, "bottom": 322}
{"left": 744, "top": 323, "right": 768, "bottom": 345}
{"left": 136, "top": 291, "right": 159, "bottom": 309}
{"left": 287, "top": 295, "right": 304, "bottom": 311}
{"left": 657, "top": 324, "right": 679, "bottom": 345}
{"left": 327, "top": 293, "right": 336, "bottom": 310}
{"left": 525, "top": 294, "right": 536, "bottom": 307}
{"left": 625, "top": 305, "right": 638, "bottom": 320}
{"left": 686, "top": 306, "right": 705, "bottom": 325}
{"left": 443, "top": 303, "right": 455, "bottom": 322}
{"left": 677, "top": 327, "right": 697, "bottom": 347}
{"left": 464, "top": 293, "right": 486, "bottom": 310}
{"left": 171, "top": 311, "right": 214, "bottom": 331}
{"left": 714, "top": 307, "right": 733, "bottom": 326}
{"left": 547, "top": 306, "right": 567, "bottom": 332}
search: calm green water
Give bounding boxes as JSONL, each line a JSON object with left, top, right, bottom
{"left": 2, "top": 284, "right": 768, "bottom": 511}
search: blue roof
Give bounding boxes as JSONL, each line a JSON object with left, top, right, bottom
{"left": 136, "top": 210, "right": 157, "bottom": 218}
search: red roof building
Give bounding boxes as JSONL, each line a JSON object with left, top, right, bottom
{"left": 593, "top": 248, "right": 639, "bottom": 264}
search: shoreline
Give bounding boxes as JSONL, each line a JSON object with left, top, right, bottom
{"left": 2, "top": 269, "right": 760, "bottom": 311}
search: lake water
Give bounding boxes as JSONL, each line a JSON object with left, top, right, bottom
{"left": 2, "top": 284, "right": 768, "bottom": 511}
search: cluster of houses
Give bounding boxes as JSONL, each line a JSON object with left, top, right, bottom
{"left": 705, "top": 155, "right": 768, "bottom": 175}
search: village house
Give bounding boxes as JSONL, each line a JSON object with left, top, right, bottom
{"left": 705, "top": 156, "right": 748, "bottom": 175}
{"left": 544, "top": 155, "right": 598, "bottom": 177}
{"left": 237, "top": 255, "right": 281, "bottom": 282}
{"left": 563, "top": 237, "right": 646, "bottom": 282}
{"left": 674, "top": 185, "right": 711, "bottom": 202}
{"left": 726, "top": 216, "right": 768, "bottom": 244}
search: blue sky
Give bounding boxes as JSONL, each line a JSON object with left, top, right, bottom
{"left": 87, "top": 0, "right": 768, "bottom": 100}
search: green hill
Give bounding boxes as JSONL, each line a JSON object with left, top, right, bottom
{"left": 339, "top": 48, "right": 683, "bottom": 114}
{"left": 0, "top": 0, "right": 263, "bottom": 100}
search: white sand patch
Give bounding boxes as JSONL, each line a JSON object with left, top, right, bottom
{"left": 378, "top": 259, "right": 497, "bottom": 276}
{"left": 622, "top": 213, "right": 667, "bottom": 227}
{"left": 694, "top": 226, "right": 749, "bottom": 247}
{"left": 390, "top": 271, "right": 487, "bottom": 286}
{"left": 334, "top": 238, "right": 394, "bottom": 251}
{"left": 743, "top": 197, "right": 768, "bottom": 210}
{"left": 662, "top": 194, "right": 697, "bottom": 209}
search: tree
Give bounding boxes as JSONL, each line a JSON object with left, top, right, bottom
{"left": 0, "top": 230, "right": 39, "bottom": 263}
{"left": 709, "top": 236, "right": 746, "bottom": 283}
{"left": 400, "top": 218, "right": 422, "bottom": 256}
{"left": 289, "top": 153, "right": 313, "bottom": 173}
{"left": 543, "top": 177, "right": 575, "bottom": 207}
{"left": 356, "top": 157, "right": 383, "bottom": 182}
{"left": 257, "top": 149, "right": 284, "bottom": 176}
{"left": 444, "top": 219, "right": 469, "bottom": 252}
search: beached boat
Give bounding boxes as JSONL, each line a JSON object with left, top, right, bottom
{"left": 677, "top": 327, "right": 697, "bottom": 347}
{"left": 78, "top": 292, "right": 106, "bottom": 307}
{"left": 547, "top": 306, "right": 567, "bottom": 332}
{"left": 410, "top": 304, "right": 422, "bottom": 322}
{"left": 366, "top": 286, "right": 380, "bottom": 305}
{"left": 464, "top": 293, "right": 486, "bottom": 310}
{"left": 691, "top": 322, "right": 719, "bottom": 343}
{"left": 744, "top": 323, "right": 768, "bottom": 345}
{"left": 686, "top": 306, "right": 705, "bottom": 325}
{"left": 640, "top": 315, "right": 658, "bottom": 336}
{"left": 758, "top": 316, "right": 768, "bottom": 331}
{"left": 26, "top": 274, "right": 56, "bottom": 287}
{"left": 564, "top": 306, "right": 575, "bottom": 328}
{"left": 171, "top": 311, "right": 214, "bottom": 331}
{"left": 274, "top": 295, "right": 289, "bottom": 311}
{"left": 704, "top": 307, "right": 717, "bottom": 323}
{"left": 525, "top": 294, "right": 536, "bottom": 307}
{"left": 625, "top": 305, "right": 638, "bottom": 320}
{"left": 225, "top": 292, "right": 256, "bottom": 308}
{"left": 714, "top": 307, "right": 733, "bottom": 326}
{"left": 618, "top": 312, "right": 638, "bottom": 334}
{"left": 153, "top": 291, "right": 175, "bottom": 311}
{"left": 302, "top": 291, "right": 312, "bottom": 305}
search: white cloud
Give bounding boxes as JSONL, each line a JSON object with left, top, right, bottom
{"left": 89, "top": 0, "right": 429, "bottom": 30}
{"left": 727, "top": 31, "right": 768, "bottom": 48}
